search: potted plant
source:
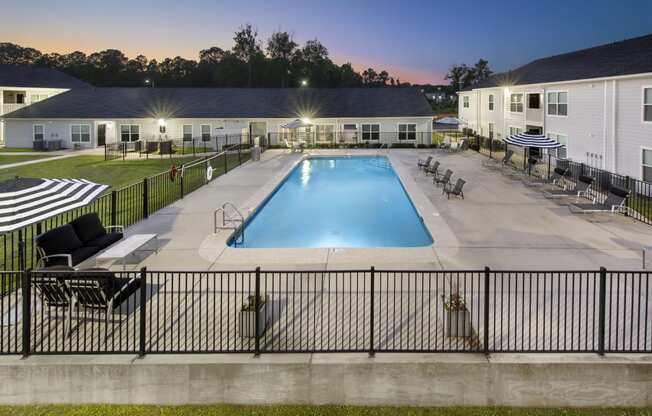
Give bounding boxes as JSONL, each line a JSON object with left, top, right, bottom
{"left": 443, "top": 293, "right": 472, "bottom": 337}
{"left": 238, "top": 294, "right": 269, "bottom": 338}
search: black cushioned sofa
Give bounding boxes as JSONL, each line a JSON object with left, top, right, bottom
{"left": 35, "top": 213, "right": 123, "bottom": 268}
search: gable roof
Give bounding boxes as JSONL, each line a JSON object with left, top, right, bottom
{"left": 2, "top": 87, "right": 433, "bottom": 119}
{"left": 0, "top": 65, "right": 90, "bottom": 89}
{"left": 464, "top": 32, "right": 652, "bottom": 91}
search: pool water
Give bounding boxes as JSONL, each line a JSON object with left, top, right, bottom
{"left": 229, "top": 156, "right": 433, "bottom": 248}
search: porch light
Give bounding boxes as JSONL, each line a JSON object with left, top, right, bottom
{"left": 302, "top": 117, "right": 311, "bottom": 125}
{"left": 301, "top": 79, "right": 308, "bottom": 87}
{"left": 158, "top": 118, "right": 166, "bottom": 127}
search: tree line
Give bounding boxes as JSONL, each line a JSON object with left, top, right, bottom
{"left": 0, "top": 24, "right": 411, "bottom": 88}
{"left": 445, "top": 59, "right": 493, "bottom": 90}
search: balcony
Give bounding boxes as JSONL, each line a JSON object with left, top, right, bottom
{"left": 1, "top": 103, "right": 27, "bottom": 116}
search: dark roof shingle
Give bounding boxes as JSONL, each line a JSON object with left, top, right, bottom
{"left": 0, "top": 65, "right": 90, "bottom": 89}
{"left": 465, "top": 33, "right": 652, "bottom": 91}
{"left": 3, "top": 87, "right": 433, "bottom": 119}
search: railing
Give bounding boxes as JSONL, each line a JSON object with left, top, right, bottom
{"left": 1, "top": 103, "right": 27, "bottom": 116}
{"left": 467, "top": 134, "right": 652, "bottom": 226}
{"left": 1, "top": 267, "right": 649, "bottom": 356}
{"left": 0, "top": 150, "right": 252, "bottom": 271}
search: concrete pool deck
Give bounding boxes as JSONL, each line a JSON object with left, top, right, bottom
{"left": 123, "top": 149, "right": 652, "bottom": 271}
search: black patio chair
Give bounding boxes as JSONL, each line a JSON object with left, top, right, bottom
{"left": 568, "top": 186, "right": 630, "bottom": 214}
{"left": 32, "top": 267, "right": 75, "bottom": 335}
{"left": 424, "top": 160, "right": 440, "bottom": 177}
{"left": 484, "top": 149, "right": 514, "bottom": 170}
{"left": 434, "top": 169, "right": 453, "bottom": 188}
{"left": 443, "top": 178, "right": 466, "bottom": 199}
{"left": 523, "top": 166, "right": 569, "bottom": 188}
{"left": 418, "top": 155, "right": 433, "bottom": 170}
{"left": 543, "top": 175, "right": 593, "bottom": 199}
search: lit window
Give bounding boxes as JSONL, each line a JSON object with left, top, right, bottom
{"left": 510, "top": 94, "right": 523, "bottom": 113}
{"left": 120, "top": 125, "right": 140, "bottom": 142}
{"left": 398, "top": 124, "right": 417, "bottom": 141}
{"left": 71, "top": 124, "right": 91, "bottom": 143}
{"left": 488, "top": 95, "right": 494, "bottom": 111}
{"left": 643, "top": 149, "right": 652, "bottom": 181}
{"left": 644, "top": 88, "right": 652, "bottom": 122}
{"left": 33, "top": 125, "right": 44, "bottom": 141}
{"left": 183, "top": 125, "right": 193, "bottom": 141}
{"left": 361, "top": 124, "right": 380, "bottom": 141}
{"left": 201, "top": 125, "right": 211, "bottom": 141}
{"left": 547, "top": 92, "right": 568, "bottom": 116}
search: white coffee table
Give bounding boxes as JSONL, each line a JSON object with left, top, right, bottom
{"left": 95, "top": 234, "right": 159, "bottom": 270}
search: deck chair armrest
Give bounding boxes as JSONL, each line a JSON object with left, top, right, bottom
{"left": 37, "top": 254, "right": 73, "bottom": 268}
{"left": 105, "top": 225, "right": 125, "bottom": 233}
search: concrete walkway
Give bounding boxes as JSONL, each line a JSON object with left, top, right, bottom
{"left": 0, "top": 148, "right": 103, "bottom": 170}
{"left": 115, "top": 149, "right": 652, "bottom": 271}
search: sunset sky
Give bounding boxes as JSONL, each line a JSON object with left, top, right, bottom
{"left": 2, "top": 0, "right": 651, "bottom": 84}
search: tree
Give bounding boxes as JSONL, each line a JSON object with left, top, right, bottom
{"left": 0, "top": 43, "right": 41, "bottom": 65}
{"left": 232, "top": 23, "right": 262, "bottom": 87}
{"left": 472, "top": 59, "right": 492, "bottom": 84}
{"left": 266, "top": 31, "right": 297, "bottom": 87}
{"left": 445, "top": 64, "right": 472, "bottom": 90}
{"left": 199, "top": 47, "right": 226, "bottom": 65}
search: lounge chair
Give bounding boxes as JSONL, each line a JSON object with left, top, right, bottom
{"left": 32, "top": 269, "right": 74, "bottom": 335}
{"left": 504, "top": 156, "right": 537, "bottom": 179}
{"left": 522, "top": 166, "right": 569, "bottom": 188}
{"left": 443, "top": 178, "right": 466, "bottom": 199}
{"left": 284, "top": 140, "right": 304, "bottom": 153}
{"left": 484, "top": 150, "right": 514, "bottom": 170}
{"left": 434, "top": 169, "right": 453, "bottom": 187}
{"left": 418, "top": 155, "right": 433, "bottom": 170}
{"left": 568, "top": 186, "right": 630, "bottom": 214}
{"left": 543, "top": 175, "right": 593, "bottom": 199}
{"left": 424, "top": 160, "right": 440, "bottom": 177}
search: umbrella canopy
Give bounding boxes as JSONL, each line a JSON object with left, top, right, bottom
{"left": 503, "top": 133, "right": 563, "bottom": 148}
{"left": 280, "top": 118, "right": 313, "bottom": 129}
{"left": 0, "top": 178, "right": 109, "bottom": 233}
{"left": 434, "top": 117, "right": 466, "bottom": 125}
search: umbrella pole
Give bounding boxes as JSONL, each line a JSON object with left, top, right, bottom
{"left": 523, "top": 147, "right": 527, "bottom": 172}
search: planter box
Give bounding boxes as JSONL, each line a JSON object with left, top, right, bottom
{"left": 445, "top": 310, "right": 472, "bottom": 337}
{"left": 238, "top": 302, "right": 268, "bottom": 338}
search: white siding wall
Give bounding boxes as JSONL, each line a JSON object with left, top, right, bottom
{"left": 457, "top": 92, "right": 476, "bottom": 129}
{"left": 614, "top": 77, "right": 652, "bottom": 180}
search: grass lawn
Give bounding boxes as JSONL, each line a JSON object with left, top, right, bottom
{"left": 0, "top": 155, "right": 206, "bottom": 189}
{"left": 0, "top": 155, "right": 54, "bottom": 165}
{"left": 0, "top": 147, "right": 46, "bottom": 153}
{"left": 0, "top": 405, "right": 648, "bottom": 416}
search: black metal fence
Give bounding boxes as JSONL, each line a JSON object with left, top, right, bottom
{"left": 466, "top": 134, "right": 652, "bottom": 226}
{"left": 105, "top": 133, "right": 269, "bottom": 161}
{"left": 2, "top": 267, "right": 649, "bottom": 356}
{"left": 266, "top": 132, "right": 433, "bottom": 148}
{"left": 0, "top": 150, "right": 252, "bottom": 271}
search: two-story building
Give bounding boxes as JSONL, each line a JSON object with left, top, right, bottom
{"left": 0, "top": 65, "right": 90, "bottom": 145}
{"left": 458, "top": 33, "right": 652, "bottom": 181}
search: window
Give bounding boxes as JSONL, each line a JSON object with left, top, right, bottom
{"left": 201, "top": 124, "right": 211, "bottom": 141}
{"left": 488, "top": 123, "right": 494, "bottom": 140}
{"left": 71, "top": 124, "right": 90, "bottom": 143}
{"left": 398, "top": 123, "right": 417, "bottom": 141}
{"left": 361, "top": 124, "right": 380, "bottom": 141}
{"left": 644, "top": 88, "right": 652, "bottom": 122}
{"left": 547, "top": 91, "right": 568, "bottom": 116}
{"left": 488, "top": 95, "right": 494, "bottom": 111}
{"left": 182, "top": 125, "right": 193, "bottom": 141}
{"left": 643, "top": 149, "right": 652, "bottom": 181}
{"left": 528, "top": 93, "right": 541, "bottom": 109}
{"left": 33, "top": 125, "right": 44, "bottom": 142}
{"left": 548, "top": 133, "right": 568, "bottom": 159}
{"left": 30, "top": 94, "right": 48, "bottom": 103}
{"left": 510, "top": 94, "right": 523, "bottom": 113}
{"left": 316, "top": 125, "right": 335, "bottom": 142}
{"left": 120, "top": 124, "right": 140, "bottom": 142}
{"left": 509, "top": 126, "right": 522, "bottom": 136}
{"left": 463, "top": 96, "right": 469, "bottom": 108}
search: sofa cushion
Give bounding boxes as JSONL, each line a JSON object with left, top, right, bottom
{"left": 43, "top": 246, "right": 100, "bottom": 267}
{"left": 88, "top": 232, "right": 123, "bottom": 250}
{"left": 36, "top": 224, "right": 83, "bottom": 256}
{"left": 71, "top": 213, "right": 106, "bottom": 244}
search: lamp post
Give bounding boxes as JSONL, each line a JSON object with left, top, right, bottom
{"left": 144, "top": 79, "right": 155, "bottom": 88}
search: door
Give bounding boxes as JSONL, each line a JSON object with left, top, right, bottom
{"left": 249, "top": 122, "right": 267, "bottom": 146}
{"left": 97, "top": 124, "right": 106, "bottom": 146}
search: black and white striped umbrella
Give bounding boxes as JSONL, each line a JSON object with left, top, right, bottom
{"left": 503, "top": 133, "right": 563, "bottom": 148}
{"left": 0, "top": 178, "right": 109, "bottom": 233}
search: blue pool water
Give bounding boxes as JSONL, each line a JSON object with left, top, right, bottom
{"left": 229, "top": 156, "right": 433, "bottom": 248}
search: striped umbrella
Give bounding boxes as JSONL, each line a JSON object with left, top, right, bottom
{"left": 503, "top": 133, "right": 563, "bottom": 148}
{"left": 0, "top": 178, "right": 109, "bottom": 233}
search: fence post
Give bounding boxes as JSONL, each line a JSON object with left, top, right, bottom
{"left": 21, "top": 269, "right": 31, "bottom": 358}
{"left": 224, "top": 152, "right": 228, "bottom": 175}
{"left": 547, "top": 153, "right": 552, "bottom": 179}
{"left": 142, "top": 177, "right": 149, "bottom": 219}
{"left": 110, "top": 190, "right": 117, "bottom": 226}
{"left": 17, "top": 229, "right": 25, "bottom": 271}
{"left": 369, "top": 266, "right": 375, "bottom": 357}
{"left": 597, "top": 267, "right": 607, "bottom": 356}
{"left": 139, "top": 267, "right": 147, "bottom": 357}
{"left": 254, "top": 266, "right": 261, "bottom": 357}
{"left": 180, "top": 166, "right": 185, "bottom": 199}
{"left": 483, "top": 266, "right": 490, "bottom": 355}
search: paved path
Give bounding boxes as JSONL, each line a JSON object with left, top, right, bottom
{"left": 0, "top": 148, "right": 102, "bottom": 170}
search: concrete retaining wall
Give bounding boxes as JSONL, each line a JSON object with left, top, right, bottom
{"left": 0, "top": 353, "right": 650, "bottom": 406}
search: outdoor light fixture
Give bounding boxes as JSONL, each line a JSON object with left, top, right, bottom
{"left": 145, "top": 78, "right": 155, "bottom": 88}
{"left": 302, "top": 117, "right": 311, "bottom": 125}
{"left": 158, "top": 118, "right": 166, "bottom": 133}
{"left": 301, "top": 79, "right": 308, "bottom": 87}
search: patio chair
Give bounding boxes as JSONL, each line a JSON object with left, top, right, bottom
{"left": 284, "top": 139, "right": 304, "bottom": 153}
{"left": 434, "top": 169, "right": 453, "bottom": 188}
{"left": 568, "top": 186, "right": 630, "bottom": 214}
{"left": 424, "top": 160, "right": 440, "bottom": 177}
{"left": 443, "top": 178, "right": 466, "bottom": 199}
{"left": 417, "top": 155, "right": 433, "bottom": 170}
{"left": 483, "top": 150, "right": 514, "bottom": 170}
{"left": 543, "top": 175, "right": 593, "bottom": 199}
{"left": 32, "top": 268, "right": 74, "bottom": 335}
{"left": 522, "top": 166, "right": 569, "bottom": 188}
{"left": 504, "top": 157, "right": 537, "bottom": 179}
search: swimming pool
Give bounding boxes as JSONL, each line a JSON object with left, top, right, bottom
{"left": 229, "top": 156, "right": 433, "bottom": 248}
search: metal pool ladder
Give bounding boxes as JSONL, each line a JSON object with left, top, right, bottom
{"left": 376, "top": 143, "right": 389, "bottom": 157}
{"left": 214, "top": 202, "right": 244, "bottom": 232}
